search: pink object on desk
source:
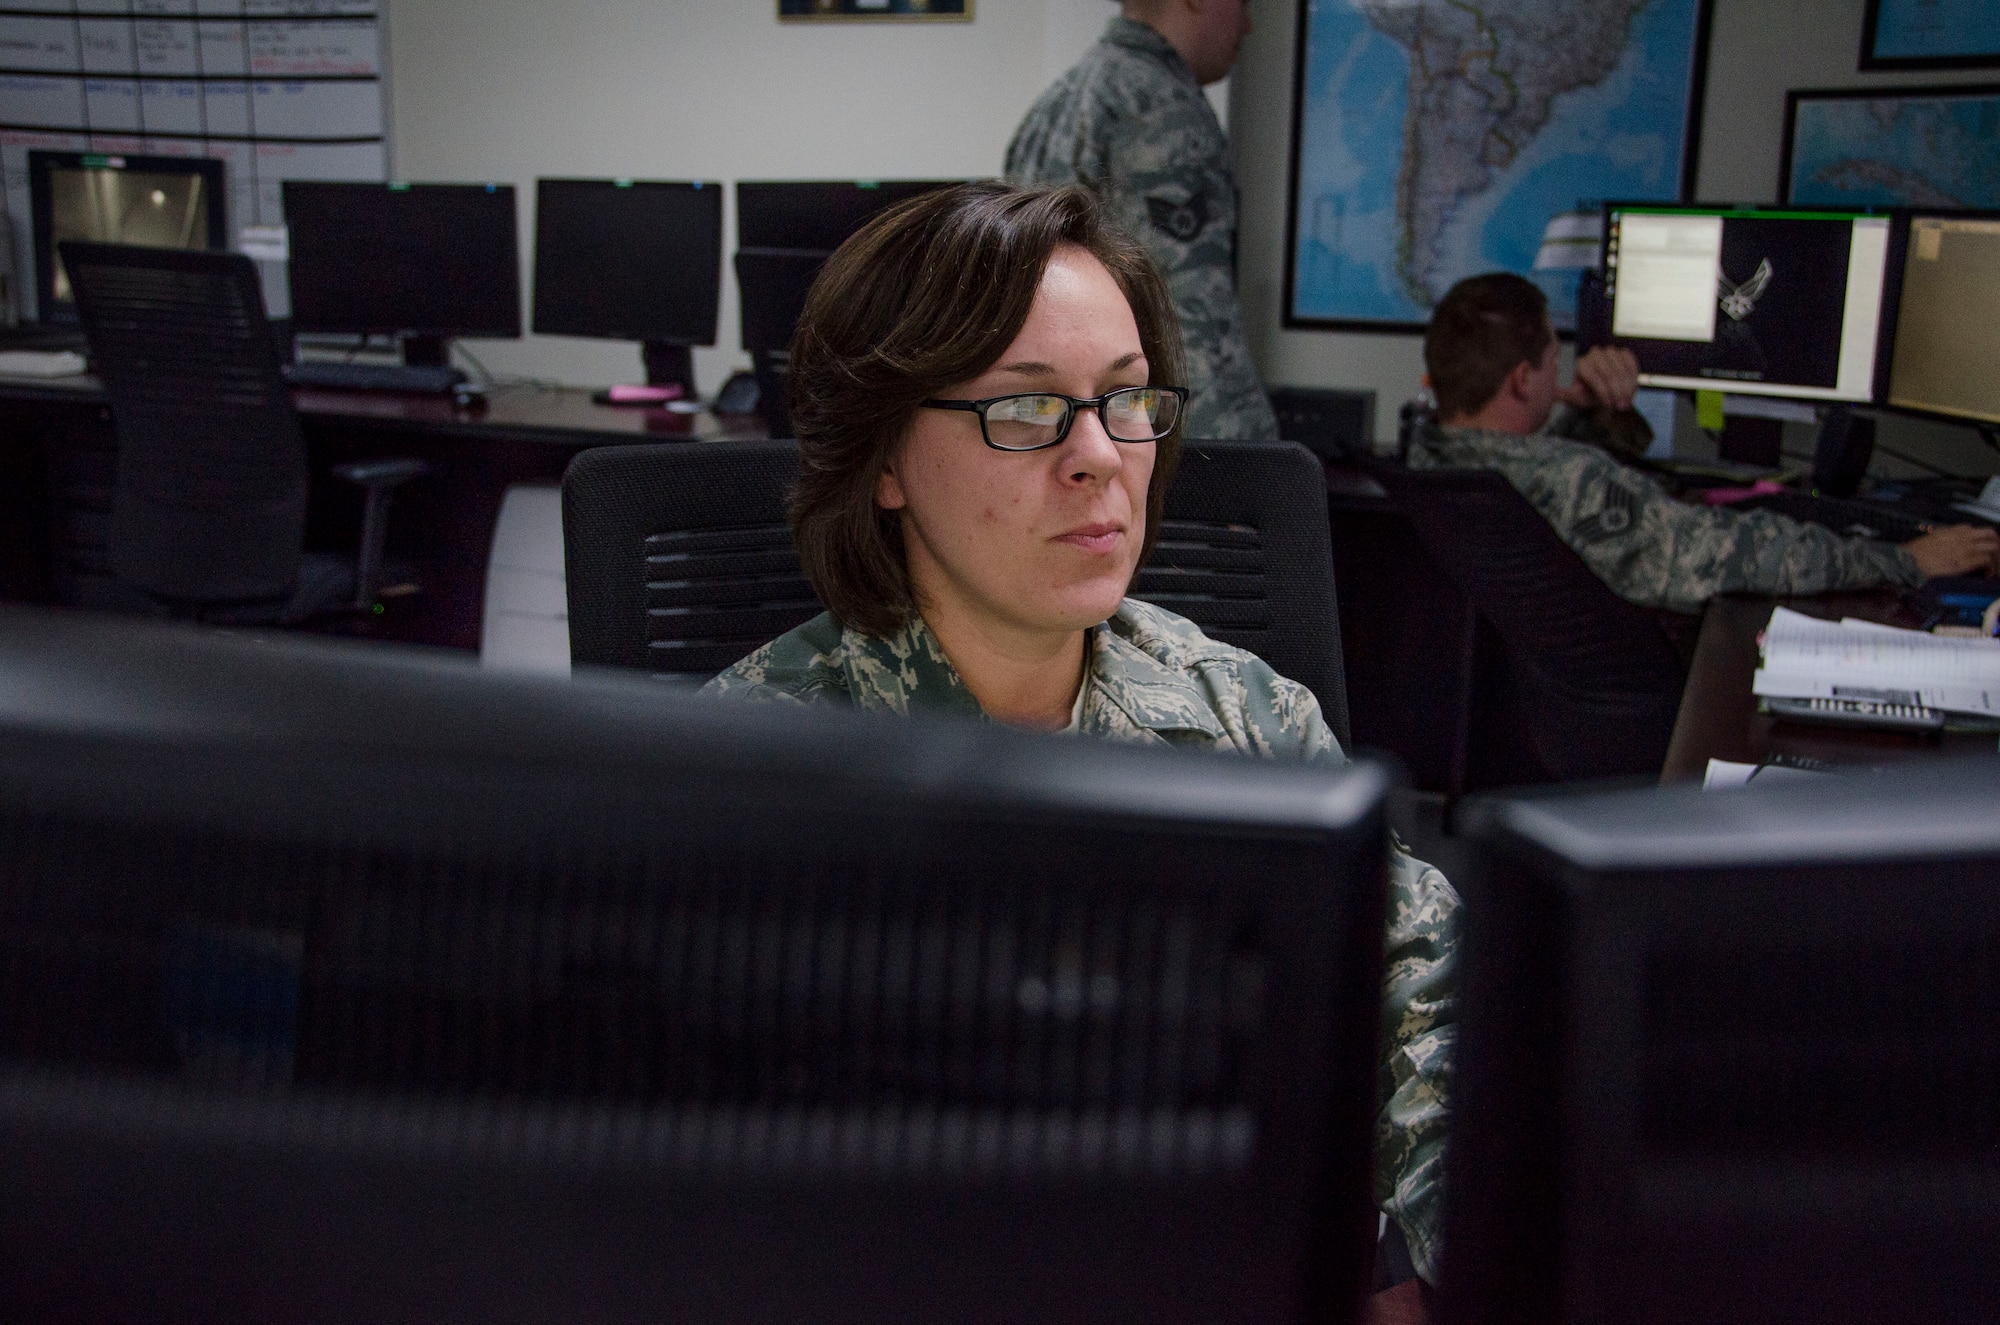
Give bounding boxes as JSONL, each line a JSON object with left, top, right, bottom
{"left": 601, "top": 383, "right": 684, "bottom": 405}
{"left": 1702, "top": 479, "right": 1789, "bottom": 505}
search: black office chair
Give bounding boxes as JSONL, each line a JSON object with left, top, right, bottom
{"left": 564, "top": 439, "right": 818, "bottom": 680}
{"left": 1136, "top": 438, "right": 1350, "bottom": 747}
{"left": 61, "top": 242, "right": 427, "bottom": 623}
{"left": 563, "top": 438, "right": 1351, "bottom": 748}
{"left": 1368, "top": 462, "right": 1687, "bottom": 791}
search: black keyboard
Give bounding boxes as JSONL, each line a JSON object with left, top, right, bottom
{"left": 1736, "top": 490, "right": 1932, "bottom": 543}
{"left": 283, "top": 361, "right": 465, "bottom": 395}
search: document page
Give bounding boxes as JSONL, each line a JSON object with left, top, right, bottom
{"left": 1754, "top": 607, "right": 2000, "bottom": 715}
{"left": 1611, "top": 212, "right": 1722, "bottom": 342}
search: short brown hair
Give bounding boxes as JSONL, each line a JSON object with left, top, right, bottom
{"left": 1424, "top": 273, "right": 1555, "bottom": 421}
{"left": 786, "top": 181, "right": 1186, "bottom": 638}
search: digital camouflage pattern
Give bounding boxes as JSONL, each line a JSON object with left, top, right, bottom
{"left": 708, "top": 597, "right": 1460, "bottom": 1281}
{"left": 1005, "top": 17, "right": 1279, "bottom": 443}
{"left": 1407, "top": 414, "right": 1924, "bottom": 615}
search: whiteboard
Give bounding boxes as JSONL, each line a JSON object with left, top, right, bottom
{"left": 0, "top": 0, "right": 388, "bottom": 319}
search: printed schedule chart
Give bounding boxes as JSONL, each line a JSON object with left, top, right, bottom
{"left": 0, "top": 0, "right": 386, "bottom": 317}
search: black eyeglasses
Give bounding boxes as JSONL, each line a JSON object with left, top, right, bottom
{"left": 921, "top": 386, "right": 1188, "bottom": 452}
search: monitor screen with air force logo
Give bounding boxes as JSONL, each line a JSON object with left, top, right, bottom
{"left": 1604, "top": 204, "right": 1891, "bottom": 404}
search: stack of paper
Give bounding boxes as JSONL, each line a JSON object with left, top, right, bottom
{"left": 1954, "top": 476, "right": 2000, "bottom": 524}
{"left": 0, "top": 350, "right": 86, "bottom": 378}
{"left": 1753, "top": 607, "right": 2000, "bottom": 718}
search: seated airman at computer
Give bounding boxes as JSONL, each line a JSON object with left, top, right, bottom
{"left": 1409, "top": 272, "right": 2000, "bottom": 615}
{"left": 705, "top": 181, "right": 1458, "bottom": 1309}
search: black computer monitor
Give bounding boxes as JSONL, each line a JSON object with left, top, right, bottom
{"left": 28, "top": 150, "right": 227, "bottom": 324}
{"left": 1600, "top": 203, "right": 1893, "bottom": 403}
{"left": 733, "top": 180, "right": 961, "bottom": 435}
{"left": 1878, "top": 211, "right": 2000, "bottom": 430}
{"left": 282, "top": 180, "right": 520, "bottom": 366}
{"left": 533, "top": 178, "right": 723, "bottom": 391}
{"left": 734, "top": 247, "right": 827, "bottom": 353}
{"left": 0, "top": 606, "right": 1389, "bottom": 1325}
{"left": 735, "top": 179, "right": 962, "bottom": 253}
{"left": 1440, "top": 763, "right": 2000, "bottom": 1325}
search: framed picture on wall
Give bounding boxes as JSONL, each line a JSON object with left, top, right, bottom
{"left": 1779, "top": 84, "right": 2000, "bottom": 208}
{"left": 1283, "top": 0, "right": 1713, "bottom": 333}
{"left": 778, "top": 0, "right": 970, "bottom": 19}
{"left": 1860, "top": 0, "right": 2000, "bottom": 71}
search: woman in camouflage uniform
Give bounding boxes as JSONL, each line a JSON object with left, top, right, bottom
{"left": 706, "top": 182, "right": 1458, "bottom": 1303}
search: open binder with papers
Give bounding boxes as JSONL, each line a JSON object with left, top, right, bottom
{"left": 1753, "top": 607, "right": 2000, "bottom": 732}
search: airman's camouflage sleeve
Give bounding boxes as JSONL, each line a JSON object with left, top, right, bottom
{"left": 1214, "top": 652, "right": 1342, "bottom": 759}
{"left": 1094, "top": 112, "right": 1277, "bottom": 443}
{"left": 1234, "top": 652, "right": 1459, "bottom": 1284}
{"left": 1507, "top": 435, "right": 1922, "bottom": 615}
{"left": 1376, "top": 843, "right": 1458, "bottom": 1284}
{"left": 1214, "top": 622, "right": 1459, "bottom": 1284}
{"left": 704, "top": 611, "right": 851, "bottom": 706}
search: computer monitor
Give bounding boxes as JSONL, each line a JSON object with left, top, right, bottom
{"left": 734, "top": 180, "right": 962, "bottom": 435}
{"left": 532, "top": 178, "right": 723, "bottom": 391}
{"left": 1439, "top": 763, "right": 2000, "bottom": 1325}
{"left": 282, "top": 180, "right": 520, "bottom": 366}
{"left": 28, "top": 150, "right": 227, "bottom": 324}
{"left": 734, "top": 247, "right": 827, "bottom": 353}
{"left": 1601, "top": 203, "right": 1893, "bottom": 403}
{"left": 1880, "top": 211, "right": 2000, "bottom": 429}
{"left": 735, "top": 179, "right": 962, "bottom": 253}
{"left": 0, "top": 606, "right": 1389, "bottom": 1325}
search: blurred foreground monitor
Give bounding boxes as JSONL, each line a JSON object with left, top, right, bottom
{"left": 0, "top": 606, "right": 1390, "bottom": 1325}
{"left": 1443, "top": 761, "right": 2000, "bottom": 1325}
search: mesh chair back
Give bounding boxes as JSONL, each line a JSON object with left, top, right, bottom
{"left": 565, "top": 439, "right": 1351, "bottom": 749}
{"left": 62, "top": 242, "right": 306, "bottom": 602}
{"left": 1135, "top": 439, "right": 1350, "bottom": 748}
{"left": 1371, "top": 463, "right": 1685, "bottom": 783}
{"left": 564, "top": 441, "right": 817, "bottom": 676}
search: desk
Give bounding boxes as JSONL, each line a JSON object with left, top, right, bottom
{"left": 0, "top": 371, "right": 766, "bottom": 443}
{"left": 1659, "top": 592, "right": 1999, "bottom": 783}
{"left": 0, "top": 374, "right": 766, "bottom": 650}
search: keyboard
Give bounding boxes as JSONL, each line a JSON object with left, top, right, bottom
{"left": 1735, "top": 490, "right": 1932, "bottom": 542}
{"left": 283, "top": 361, "right": 465, "bottom": 395}
{"left": 1764, "top": 695, "right": 1946, "bottom": 733}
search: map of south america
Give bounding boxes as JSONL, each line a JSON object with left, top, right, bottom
{"left": 1289, "top": 0, "right": 1705, "bottom": 328}
{"left": 1360, "top": 0, "right": 1650, "bottom": 306}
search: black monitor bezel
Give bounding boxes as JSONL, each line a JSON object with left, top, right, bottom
{"left": 281, "top": 180, "right": 521, "bottom": 341}
{"left": 1597, "top": 199, "right": 1901, "bottom": 407}
{"left": 531, "top": 178, "right": 723, "bottom": 348}
{"left": 27, "top": 149, "right": 228, "bottom": 325}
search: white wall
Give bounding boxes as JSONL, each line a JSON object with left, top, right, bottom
{"left": 383, "top": 0, "right": 1119, "bottom": 394}
{"left": 1231, "top": 0, "right": 1999, "bottom": 470}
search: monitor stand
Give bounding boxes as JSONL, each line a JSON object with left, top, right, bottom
{"left": 1812, "top": 407, "right": 1874, "bottom": 498}
{"left": 1715, "top": 414, "right": 1782, "bottom": 469}
{"left": 641, "top": 341, "right": 696, "bottom": 395}
{"left": 402, "top": 334, "right": 450, "bottom": 368}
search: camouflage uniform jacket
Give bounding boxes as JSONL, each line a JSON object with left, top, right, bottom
{"left": 708, "top": 597, "right": 1460, "bottom": 1281}
{"left": 1004, "top": 17, "right": 1278, "bottom": 444}
{"left": 1407, "top": 415, "right": 1924, "bottom": 615}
